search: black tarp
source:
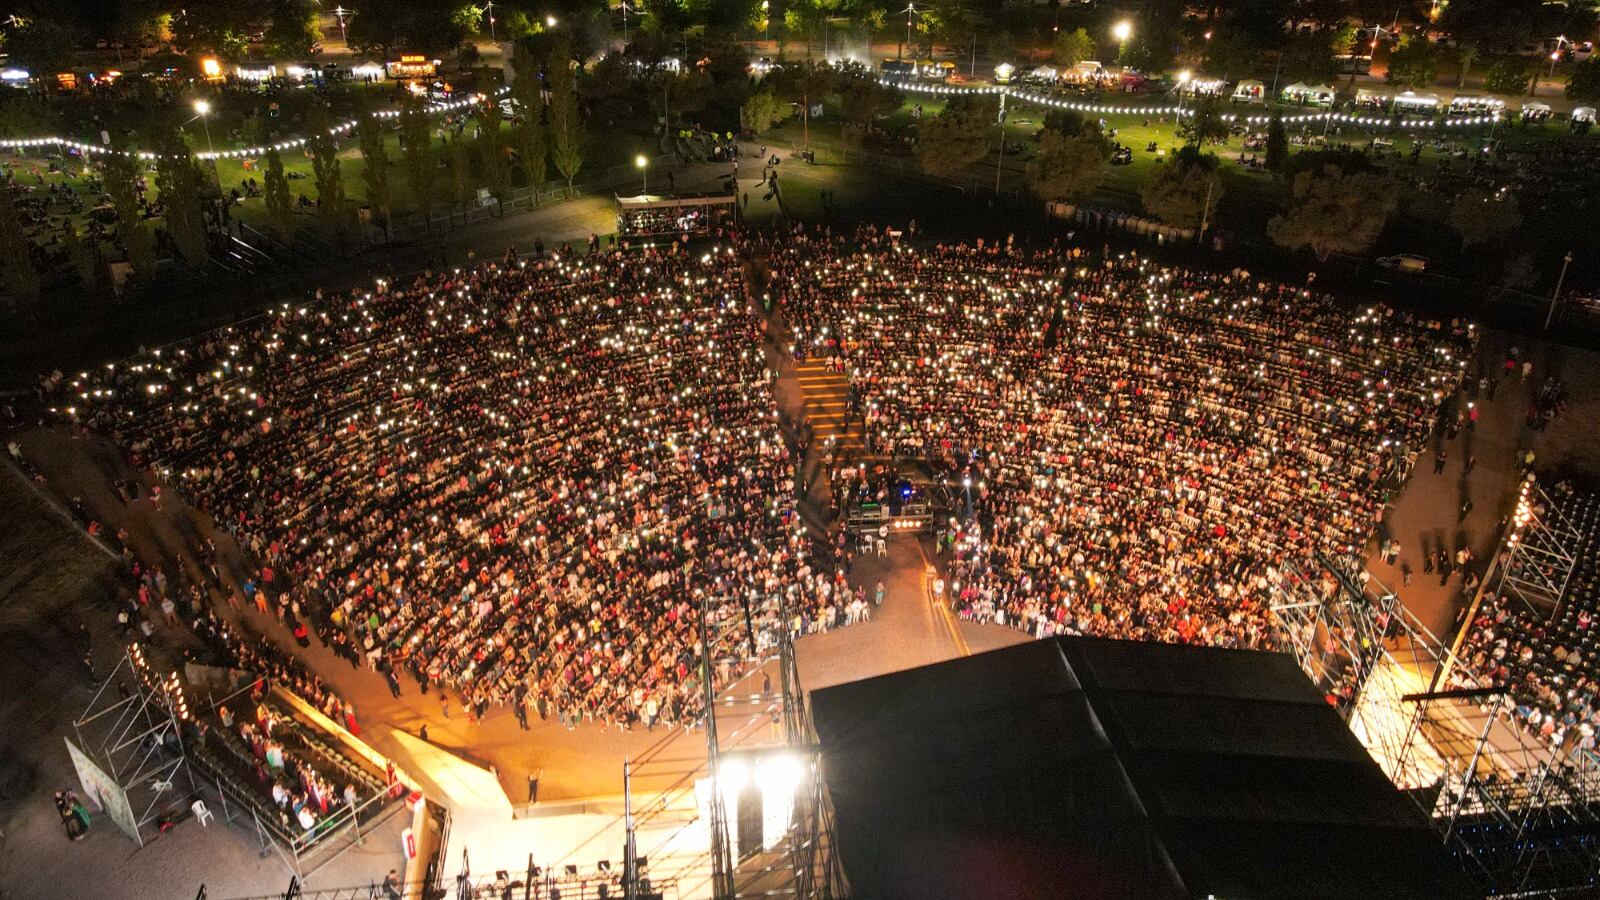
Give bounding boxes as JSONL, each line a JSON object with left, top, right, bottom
{"left": 809, "top": 636, "right": 1482, "bottom": 900}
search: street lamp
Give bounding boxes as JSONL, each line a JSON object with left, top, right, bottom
{"left": 636, "top": 154, "right": 649, "bottom": 194}
{"left": 193, "top": 98, "right": 215, "bottom": 156}
{"left": 546, "top": 14, "right": 558, "bottom": 28}
{"left": 1176, "top": 69, "right": 1191, "bottom": 112}
{"left": 1112, "top": 19, "right": 1132, "bottom": 44}
{"left": 484, "top": 0, "right": 497, "bottom": 42}
{"left": 895, "top": 3, "right": 919, "bottom": 63}
{"left": 1545, "top": 37, "right": 1569, "bottom": 93}
{"left": 331, "top": 5, "right": 353, "bottom": 43}
{"left": 1547, "top": 250, "right": 1573, "bottom": 329}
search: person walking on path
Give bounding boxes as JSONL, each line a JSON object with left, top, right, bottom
{"left": 1434, "top": 447, "right": 1448, "bottom": 474}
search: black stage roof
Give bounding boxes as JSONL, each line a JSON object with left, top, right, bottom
{"left": 808, "top": 636, "right": 1481, "bottom": 900}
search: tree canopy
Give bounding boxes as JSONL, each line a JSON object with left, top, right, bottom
{"left": 1027, "top": 128, "right": 1111, "bottom": 203}
{"left": 1268, "top": 164, "right": 1399, "bottom": 260}
{"left": 1140, "top": 146, "right": 1222, "bottom": 230}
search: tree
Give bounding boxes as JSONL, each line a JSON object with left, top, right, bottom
{"left": 652, "top": 69, "right": 714, "bottom": 132}
{"left": 0, "top": 185, "right": 40, "bottom": 310}
{"left": 1386, "top": 35, "right": 1439, "bottom": 89}
{"left": 306, "top": 107, "right": 350, "bottom": 243}
{"left": 1027, "top": 129, "right": 1111, "bottom": 202}
{"left": 1205, "top": 33, "right": 1260, "bottom": 82}
{"left": 357, "top": 112, "right": 392, "bottom": 230}
{"left": 838, "top": 75, "right": 901, "bottom": 128}
{"left": 104, "top": 148, "right": 156, "bottom": 279}
{"left": 169, "top": 0, "right": 269, "bottom": 57}
{"left": 1267, "top": 164, "right": 1398, "bottom": 260}
{"left": 1265, "top": 111, "right": 1288, "bottom": 172}
{"left": 1140, "top": 146, "right": 1222, "bottom": 231}
{"left": 547, "top": 45, "right": 589, "bottom": 194}
{"left": 265, "top": 0, "right": 322, "bottom": 58}
{"left": 1567, "top": 57, "right": 1600, "bottom": 104}
{"left": 1484, "top": 58, "right": 1531, "bottom": 96}
{"left": 1448, "top": 190, "right": 1521, "bottom": 248}
{"left": 1455, "top": 42, "right": 1480, "bottom": 87}
{"left": 154, "top": 132, "right": 209, "bottom": 268}
{"left": 511, "top": 73, "right": 549, "bottom": 197}
{"left": 346, "top": 0, "right": 478, "bottom": 55}
{"left": 1178, "top": 97, "right": 1229, "bottom": 147}
{"left": 7, "top": 19, "right": 80, "bottom": 74}
{"left": 915, "top": 96, "right": 996, "bottom": 178}
{"left": 476, "top": 101, "right": 512, "bottom": 209}
{"left": 1281, "top": 31, "right": 1338, "bottom": 84}
{"left": 263, "top": 148, "right": 295, "bottom": 239}
{"left": 448, "top": 135, "right": 475, "bottom": 205}
{"left": 1053, "top": 27, "right": 1096, "bottom": 68}
{"left": 399, "top": 96, "right": 438, "bottom": 217}
{"left": 742, "top": 90, "right": 792, "bottom": 134}
{"left": 61, "top": 220, "right": 100, "bottom": 291}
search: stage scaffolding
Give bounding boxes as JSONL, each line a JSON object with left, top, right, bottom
{"left": 611, "top": 557, "right": 844, "bottom": 900}
{"left": 67, "top": 642, "right": 198, "bottom": 847}
{"left": 1269, "top": 551, "right": 1600, "bottom": 897}
{"left": 1492, "top": 475, "right": 1584, "bottom": 616}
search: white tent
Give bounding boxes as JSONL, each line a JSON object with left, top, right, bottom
{"left": 1355, "top": 88, "right": 1390, "bottom": 105}
{"left": 1282, "top": 82, "right": 1335, "bottom": 105}
{"left": 1572, "top": 106, "right": 1596, "bottom": 123}
{"left": 1449, "top": 94, "right": 1504, "bottom": 110}
{"left": 1392, "top": 91, "right": 1440, "bottom": 111}
{"left": 1030, "top": 66, "right": 1058, "bottom": 81}
{"left": 1231, "top": 78, "right": 1264, "bottom": 102}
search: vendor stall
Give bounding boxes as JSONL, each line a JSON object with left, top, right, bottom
{"left": 1230, "top": 79, "right": 1264, "bottom": 103}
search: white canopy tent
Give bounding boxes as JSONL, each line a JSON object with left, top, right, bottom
{"left": 1281, "top": 82, "right": 1335, "bottom": 106}
{"left": 1392, "top": 91, "right": 1440, "bottom": 112}
{"left": 1231, "top": 78, "right": 1264, "bottom": 102}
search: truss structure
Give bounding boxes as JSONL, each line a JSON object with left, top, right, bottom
{"left": 1494, "top": 475, "right": 1584, "bottom": 615}
{"left": 1269, "top": 551, "right": 1600, "bottom": 897}
{"left": 68, "top": 642, "right": 197, "bottom": 847}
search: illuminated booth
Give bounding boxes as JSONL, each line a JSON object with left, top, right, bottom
{"left": 386, "top": 55, "right": 440, "bottom": 80}
{"left": 615, "top": 193, "right": 738, "bottom": 239}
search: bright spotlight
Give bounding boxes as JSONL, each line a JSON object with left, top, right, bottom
{"left": 193, "top": 99, "right": 212, "bottom": 116}
{"left": 1112, "top": 20, "right": 1132, "bottom": 43}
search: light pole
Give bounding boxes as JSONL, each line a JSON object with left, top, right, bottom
{"left": 896, "top": 2, "right": 918, "bottom": 63}
{"left": 193, "top": 99, "right": 215, "bottom": 157}
{"left": 484, "top": 0, "right": 496, "bottom": 42}
{"left": 331, "top": 5, "right": 353, "bottom": 43}
{"left": 1545, "top": 37, "right": 1569, "bottom": 95}
{"left": 1112, "top": 19, "right": 1132, "bottom": 64}
{"left": 620, "top": 0, "right": 636, "bottom": 43}
{"left": 1176, "top": 68, "right": 1190, "bottom": 113}
{"left": 1546, "top": 250, "right": 1573, "bottom": 329}
{"left": 636, "top": 154, "right": 649, "bottom": 194}
{"left": 994, "top": 91, "right": 1007, "bottom": 194}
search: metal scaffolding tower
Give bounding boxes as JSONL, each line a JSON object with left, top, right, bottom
{"left": 66, "top": 642, "right": 198, "bottom": 846}
{"left": 1494, "top": 475, "right": 1584, "bottom": 614}
{"left": 1269, "top": 550, "right": 1600, "bottom": 896}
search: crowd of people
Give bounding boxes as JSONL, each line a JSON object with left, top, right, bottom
{"left": 212, "top": 698, "right": 378, "bottom": 838}
{"left": 1454, "top": 480, "right": 1600, "bottom": 756}
{"left": 52, "top": 243, "right": 846, "bottom": 730}
{"left": 775, "top": 226, "right": 1474, "bottom": 651}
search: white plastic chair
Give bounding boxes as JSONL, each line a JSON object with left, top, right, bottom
{"left": 192, "top": 799, "right": 214, "bottom": 827}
